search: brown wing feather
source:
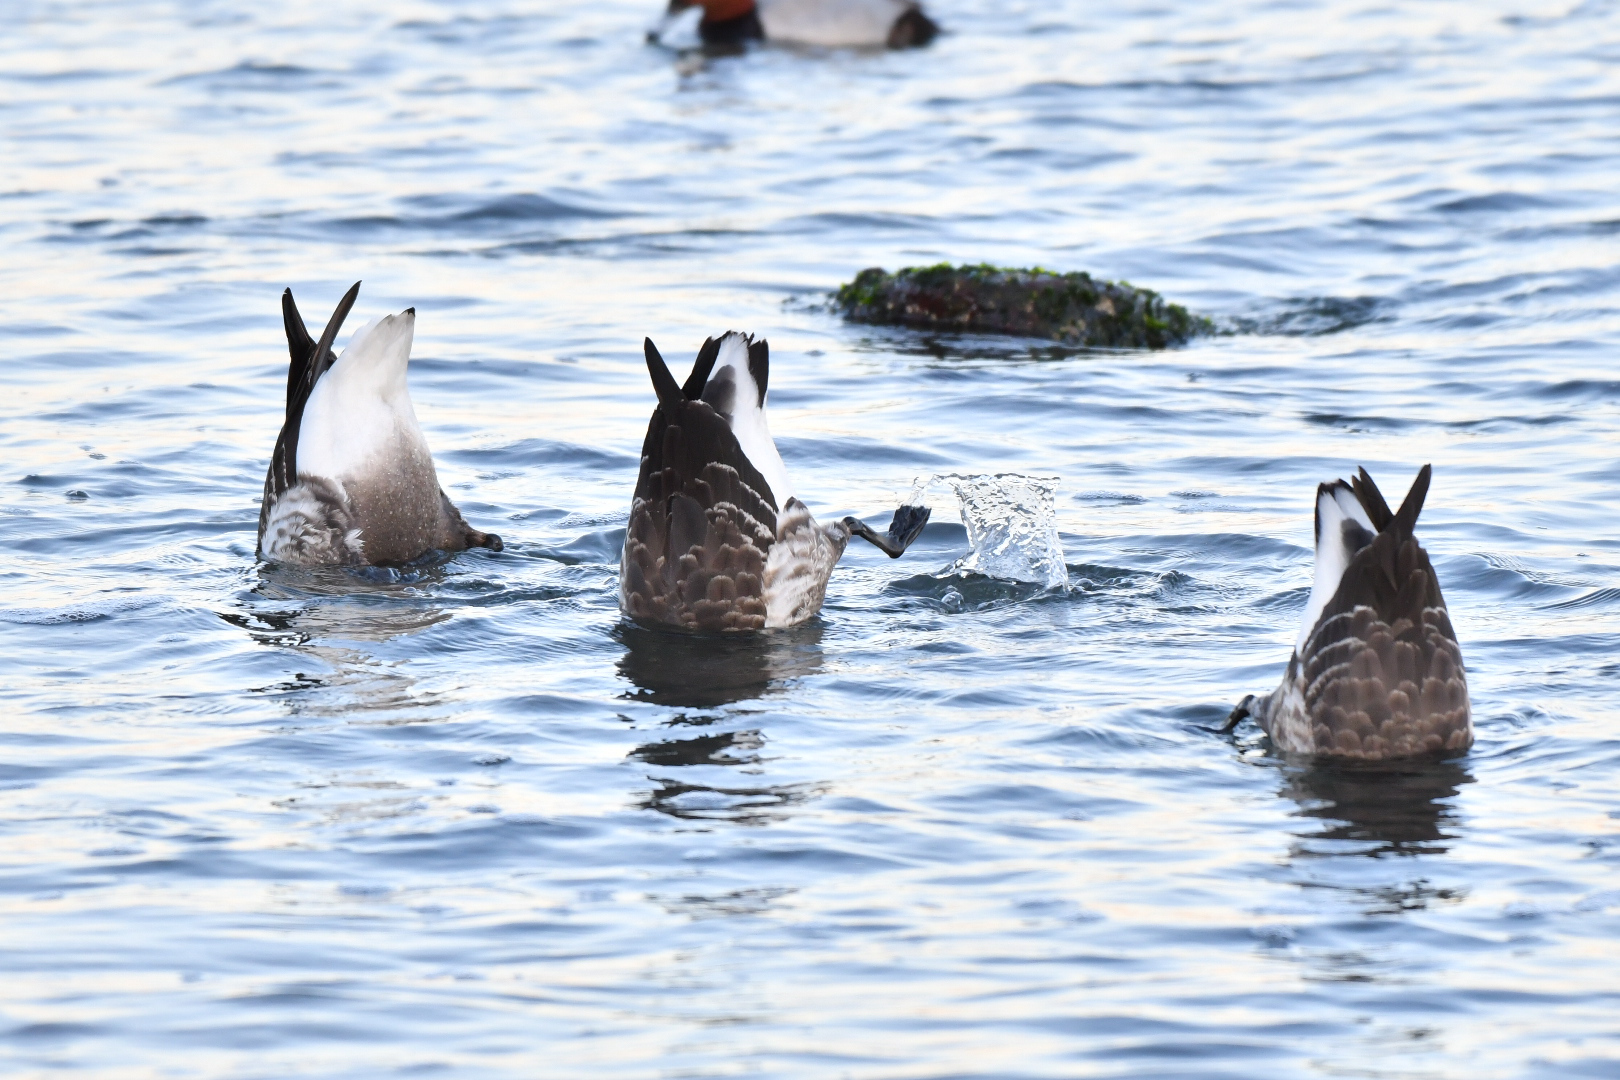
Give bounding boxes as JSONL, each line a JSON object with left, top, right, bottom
{"left": 1297, "top": 524, "right": 1470, "bottom": 759}
{"left": 621, "top": 398, "right": 780, "bottom": 632}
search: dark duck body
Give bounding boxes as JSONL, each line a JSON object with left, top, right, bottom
{"left": 664, "top": 0, "right": 938, "bottom": 50}
{"left": 256, "top": 282, "right": 501, "bottom": 567}
{"left": 1227, "top": 465, "right": 1472, "bottom": 760}
{"left": 621, "top": 332, "right": 928, "bottom": 631}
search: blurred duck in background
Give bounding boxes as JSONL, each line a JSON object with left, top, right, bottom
{"left": 257, "top": 283, "right": 503, "bottom": 567}
{"left": 658, "top": 0, "right": 939, "bottom": 51}
{"left": 622, "top": 332, "right": 929, "bottom": 631}
{"left": 1225, "top": 465, "right": 1472, "bottom": 760}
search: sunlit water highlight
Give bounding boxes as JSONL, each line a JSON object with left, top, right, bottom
{"left": 3, "top": 1, "right": 1620, "bottom": 1076}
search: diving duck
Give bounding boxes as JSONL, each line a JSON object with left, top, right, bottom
{"left": 621, "top": 331, "right": 929, "bottom": 630}
{"left": 1225, "top": 465, "right": 1472, "bottom": 759}
{"left": 257, "top": 282, "right": 502, "bottom": 566}
{"left": 662, "top": 0, "right": 939, "bottom": 50}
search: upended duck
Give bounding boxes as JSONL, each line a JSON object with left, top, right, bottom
{"left": 257, "top": 282, "right": 502, "bottom": 566}
{"left": 1225, "top": 465, "right": 1472, "bottom": 759}
{"left": 622, "top": 332, "right": 929, "bottom": 630}
{"left": 662, "top": 0, "right": 938, "bottom": 50}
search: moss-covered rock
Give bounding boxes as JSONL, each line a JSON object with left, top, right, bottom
{"left": 835, "top": 263, "right": 1212, "bottom": 349}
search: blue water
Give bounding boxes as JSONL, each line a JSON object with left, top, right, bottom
{"left": 4, "top": 1, "right": 1620, "bottom": 1075}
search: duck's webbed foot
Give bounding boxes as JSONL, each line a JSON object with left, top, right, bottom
{"left": 843, "top": 504, "right": 931, "bottom": 558}
{"left": 466, "top": 527, "right": 503, "bottom": 552}
{"left": 1220, "top": 695, "right": 1256, "bottom": 734}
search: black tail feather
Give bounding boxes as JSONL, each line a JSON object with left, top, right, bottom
{"left": 281, "top": 288, "right": 315, "bottom": 416}
{"left": 747, "top": 337, "right": 768, "bottom": 406}
{"left": 1348, "top": 464, "right": 1431, "bottom": 538}
{"left": 1352, "top": 467, "right": 1395, "bottom": 531}
{"left": 681, "top": 336, "right": 721, "bottom": 400}
{"left": 644, "top": 337, "right": 685, "bottom": 411}
{"left": 311, "top": 281, "right": 360, "bottom": 386}
{"left": 1392, "top": 463, "right": 1432, "bottom": 537}
{"left": 271, "top": 281, "right": 359, "bottom": 499}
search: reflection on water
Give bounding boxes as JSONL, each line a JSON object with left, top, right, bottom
{"left": 224, "top": 598, "right": 450, "bottom": 650}
{"left": 630, "top": 720, "right": 824, "bottom": 826}
{"left": 232, "top": 564, "right": 453, "bottom": 644}
{"left": 1280, "top": 758, "right": 1474, "bottom": 858}
{"left": 221, "top": 568, "right": 453, "bottom": 718}
{"left": 631, "top": 727, "right": 765, "bottom": 768}
{"left": 655, "top": 886, "right": 797, "bottom": 920}
{"left": 1276, "top": 758, "right": 1477, "bottom": 991}
{"left": 636, "top": 775, "right": 825, "bottom": 825}
{"left": 614, "top": 620, "right": 825, "bottom": 707}
{"left": 619, "top": 623, "right": 827, "bottom": 825}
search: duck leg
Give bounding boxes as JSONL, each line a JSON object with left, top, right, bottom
{"left": 1220, "top": 695, "right": 1256, "bottom": 733}
{"left": 842, "top": 504, "right": 931, "bottom": 558}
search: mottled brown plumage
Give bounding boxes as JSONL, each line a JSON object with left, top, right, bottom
{"left": 621, "top": 388, "right": 780, "bottom": 630}
{"left": 1229, "top": 465, "right": 1472, "bottom": 760}
{"left": 620, "top": 333, "right": 928, "bottom": 632}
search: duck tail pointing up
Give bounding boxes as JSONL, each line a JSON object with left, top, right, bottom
{"left": 681, "top": 336, "right": 721, "bottom": 399}
{"left": 1348, "top": 464, "right": 1431, "bottom": 538}
{"left": 273, "top": 281, "right": 360, "bottom": 492}
{"left": 1391, "top": 463, "right": 1432, "bottom": 537}
{"left": 281, "top": 288, "right": 316, "bottom": 413}
{"left": 746, "top": 335, "right": 768, "bottom": 405}
{"left": 643, "top": 337, "right": 685, "bottom": 411}
{"left": 280, "top": 281, "right": 359, "bottom": 413}
{"left": 646, "top": 334, "right": 754, "bottom": 407}
{"left": 1350, "top": 467, "right": 1393, "bottom": 530}
{"left": 311, "top": 282, "right": 360, "bottom": 381}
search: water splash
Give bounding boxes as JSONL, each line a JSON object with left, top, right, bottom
{"left": 911, "top": 473, "right": 1068, "bottom": 589}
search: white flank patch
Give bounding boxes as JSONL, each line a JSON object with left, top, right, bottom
{"left": 709, "top": 333, "right": 794, "bottom": 509}
{"left": 297, "top": 310, "right": 432, "bottom": 483}
{"left": 763, "top": 500, "right": 841, "bottom": 628}
{"left": 1296, "top": 484, "right": 1377, "bottom": 654}
{"left": 761, "top": 0, "right": 909, "bottom": 47}
{"left": 1264, "top": 677, "right": 1314, "bottom": 753}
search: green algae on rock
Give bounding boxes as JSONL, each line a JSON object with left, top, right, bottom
{"left": 836, "top": 264, "right": 1213, "bottom": 349}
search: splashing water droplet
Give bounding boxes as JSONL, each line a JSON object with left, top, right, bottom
{"left": 912, "top": 474, "right": 1068, "bottom": 588}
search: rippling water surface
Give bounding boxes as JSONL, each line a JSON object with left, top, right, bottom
{"left": 4, "top": 1, "right": 1620, "bottom": 1075}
